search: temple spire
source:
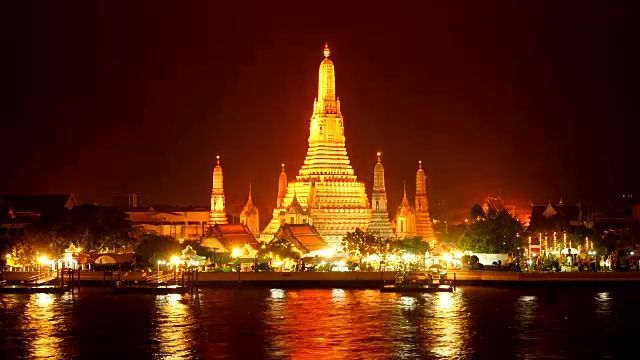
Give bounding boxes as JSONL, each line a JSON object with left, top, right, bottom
{"left": 414, "top": 159, "right": 437, "bottom": 246}
{"left": 277, "top": 164, "right": 288, "bottom": 208}
{"left": 240, "top": 182, "right": 259, "bottom": 237}
{"left": 370, "top": 151, "right": 391, "bottom": 238}
{"left": 210, "top": 155, "right": 227, "bottom": 225}
{"left": 314, "top": 42, "right": 337, "bottom": 116}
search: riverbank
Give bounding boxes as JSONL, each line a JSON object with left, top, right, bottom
{"left": 3, "top": 270, "right": 640, "bottom": 289}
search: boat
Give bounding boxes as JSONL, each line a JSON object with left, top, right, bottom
{"left": 380, "top": 264, "right": 455, "bottom": 293}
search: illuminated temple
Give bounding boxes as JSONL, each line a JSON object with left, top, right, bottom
{"left": 368, "top": 152, "right": 392, "bottom": 238}
{"left": 209, "top": 156, "right": 228, "bottom": 225}
{"left": 391, "top": 161, "right": 437, "bottom": 246}
{"left": 261, "top": 44, "right": 371, "bottom": 247}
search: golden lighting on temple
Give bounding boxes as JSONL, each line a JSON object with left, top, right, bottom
{"left": 262, "top": 44, "right": 371, "bottom": 246}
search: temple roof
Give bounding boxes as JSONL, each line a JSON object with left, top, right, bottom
{"left": 287, "top": 194, "right": 305, "bottom": 214}
{"left": 241, "top": 184, "right": 259, "bottom": 216}
{"left": 205, "top": 224, "right": 259, "bottom": 250}
{"left": 529, "top": 202, "right": 590, "bottom": 231}
{"left": 275, "top": 224, "right": 332, "bottom": 254}
{"left": 124, "top": 205, "right": 209, "bottom": 213}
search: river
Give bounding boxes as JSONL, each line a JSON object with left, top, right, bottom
{"left": 1, "top": 286, "right": 638, "bottom": 359}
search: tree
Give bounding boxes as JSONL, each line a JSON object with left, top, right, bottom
{"left": 393, "top": 237, "right": 430, "bottom": 256}
{"left": 458, "top": 206, "right": 523, "bottom": 254}
{"left": 257, "top": 237, "right": 301, "bottom": 261}
{"left": 7, "top": 230, "right": 50, "bottom": 268}
{"left": 341, "top": 228, "right": 379, "bottom": 265}
{"left": 569, "top": 227, "right": 596, "bottom": 250}
{"left": 134, "top": 234, "right": 182, "bottom": 267}
{"left": 469, "top": 204, "right": 486, "bottom": 222}
{"left": 189, "top": 243, "right": 213, "bottom": 260}
{"left": 53, "top": 205, "right": 135, "bottom": 253}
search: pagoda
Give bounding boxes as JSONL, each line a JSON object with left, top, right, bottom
{"left": 414, "top": 161, "right": 437, "bottom": 246}
{"left": 240, "top": 184, "right": 260, "bottom": 237}
{"left": 368, "top": 152, "right": 392, "bottom": 238}
{"left": 209, "top": 155, "right": 228, "bottom": 225}
{"left": 262, "top": 44, "right": 371, "bottom": 247}
{"left": 394, "top": 182, "right": 417, "bottom": 238}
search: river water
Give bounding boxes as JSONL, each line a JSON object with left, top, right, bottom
{"left": 1, "top": 286, "right": 638, "bottom": 359}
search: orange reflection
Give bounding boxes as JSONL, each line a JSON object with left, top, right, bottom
{"left": 153, "top": 293, "right": 195, "bottom": 358}
{"left": 266, "top": 289, "right": 395, "bottom": 359}
{"left": 425, "top": 292, "right": 465, "bottom": 358}
{"left": 23, "top": 293, "right": 63, "bottom": 358}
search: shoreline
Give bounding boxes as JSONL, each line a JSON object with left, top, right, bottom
{"left": 3, "top": 270, "right": 640, "bottom": 290}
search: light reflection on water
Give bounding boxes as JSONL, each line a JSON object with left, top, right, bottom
{"left": 14, "top": 292, "right": 76, "bottom": 359}
{"left": 514, "top": 295, "right": 540, "bottom": 359}
{"left": 152, "top": 293, "right": 197, "bottom": 359}
{"left": 27, "top": 293, "right": 62, "bottom": 358}
{"left": 1, "top": 287, "right": 638, "bottom": 359}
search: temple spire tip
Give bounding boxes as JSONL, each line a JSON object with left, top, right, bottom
{"left": 323, "top": 43, "right": 330, "bottom": 58}
{"left": 216, "top": 155, "right": 220, "bottom": 165}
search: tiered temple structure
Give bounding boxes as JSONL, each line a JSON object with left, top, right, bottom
{"left": 240, "top": 184, "right": 260, "bottom": 237}
{"left": 394, "top": 183, "right": 417, "bottom": 238}
{"left": 414, "top": 161, "right": 437, "bottom": 246}
{"left": 262, "top": 44, "right": 371, "bottom": 247}
{"left": 368, "top": 152, "right": 392, "bottom": 238}
{"left": 209, "top": 155, "right": 228, "bottom": 225}
{"left": 392, "top": 162, "right": 437, "bottom": 245}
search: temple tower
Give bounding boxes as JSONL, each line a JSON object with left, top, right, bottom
{"left": 414, "top": 161, "right": 437, "bottom": 246}
{"left": 262, "top": 44, "right": 371, "bottom": 247}
{"left": 209, "top": 155, "right": 228, "bottom": 225}
{"left": 240, "top": 183, "right": 260, "bottom": 237}
{"left": 369, "top": 152, "right": 391, "bottom": 238}
{"left": 277, "top": 164, "right": 287, "bottom": 208}
{"left": 394, "top": 182, "right": 416, "bottom": 238}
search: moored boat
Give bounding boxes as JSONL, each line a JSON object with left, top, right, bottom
{"left": 380, "top": 264, "right": 455, "bottom": 293}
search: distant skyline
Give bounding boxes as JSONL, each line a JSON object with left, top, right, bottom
{"left": 3, "top": 1, "right": 638, "bottom": 220}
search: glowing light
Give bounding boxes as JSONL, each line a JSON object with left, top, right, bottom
{"left": 367, "top": 254, "right": 379, "bottom": 262}
{"left": 403, "top": 253, "right": 414, "bottom": 262}
{"left": 270, "top": 288, "right": 285, "bottom": 299}
{"left": 171, "top": 256, "right": 179, "bottom": 264}
{"left": 232, "top": 248, "right": 242, "bottom": 258}
{"left": 37, "top": 255, "right": 49, "bottom": 264}
{"left": 318, "top": 248, "right": 334, "bottom": 258}
{"left": 443, "top": 253, "right": 452, "bottom": 262}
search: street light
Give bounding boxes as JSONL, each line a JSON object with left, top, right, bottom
{"left": 157, "top": 260, "right": 166, "bottom": 273}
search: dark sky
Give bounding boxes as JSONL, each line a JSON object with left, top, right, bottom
{"left": 3, "top": 1, "right": 638, "bottom": 221}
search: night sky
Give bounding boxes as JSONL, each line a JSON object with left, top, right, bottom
{"left": 3, "top": 1, "right": 638, "bottom": 221}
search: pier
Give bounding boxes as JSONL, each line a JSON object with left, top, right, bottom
{"left": 3, "top": 270, "right": 640, "bottom": 292}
